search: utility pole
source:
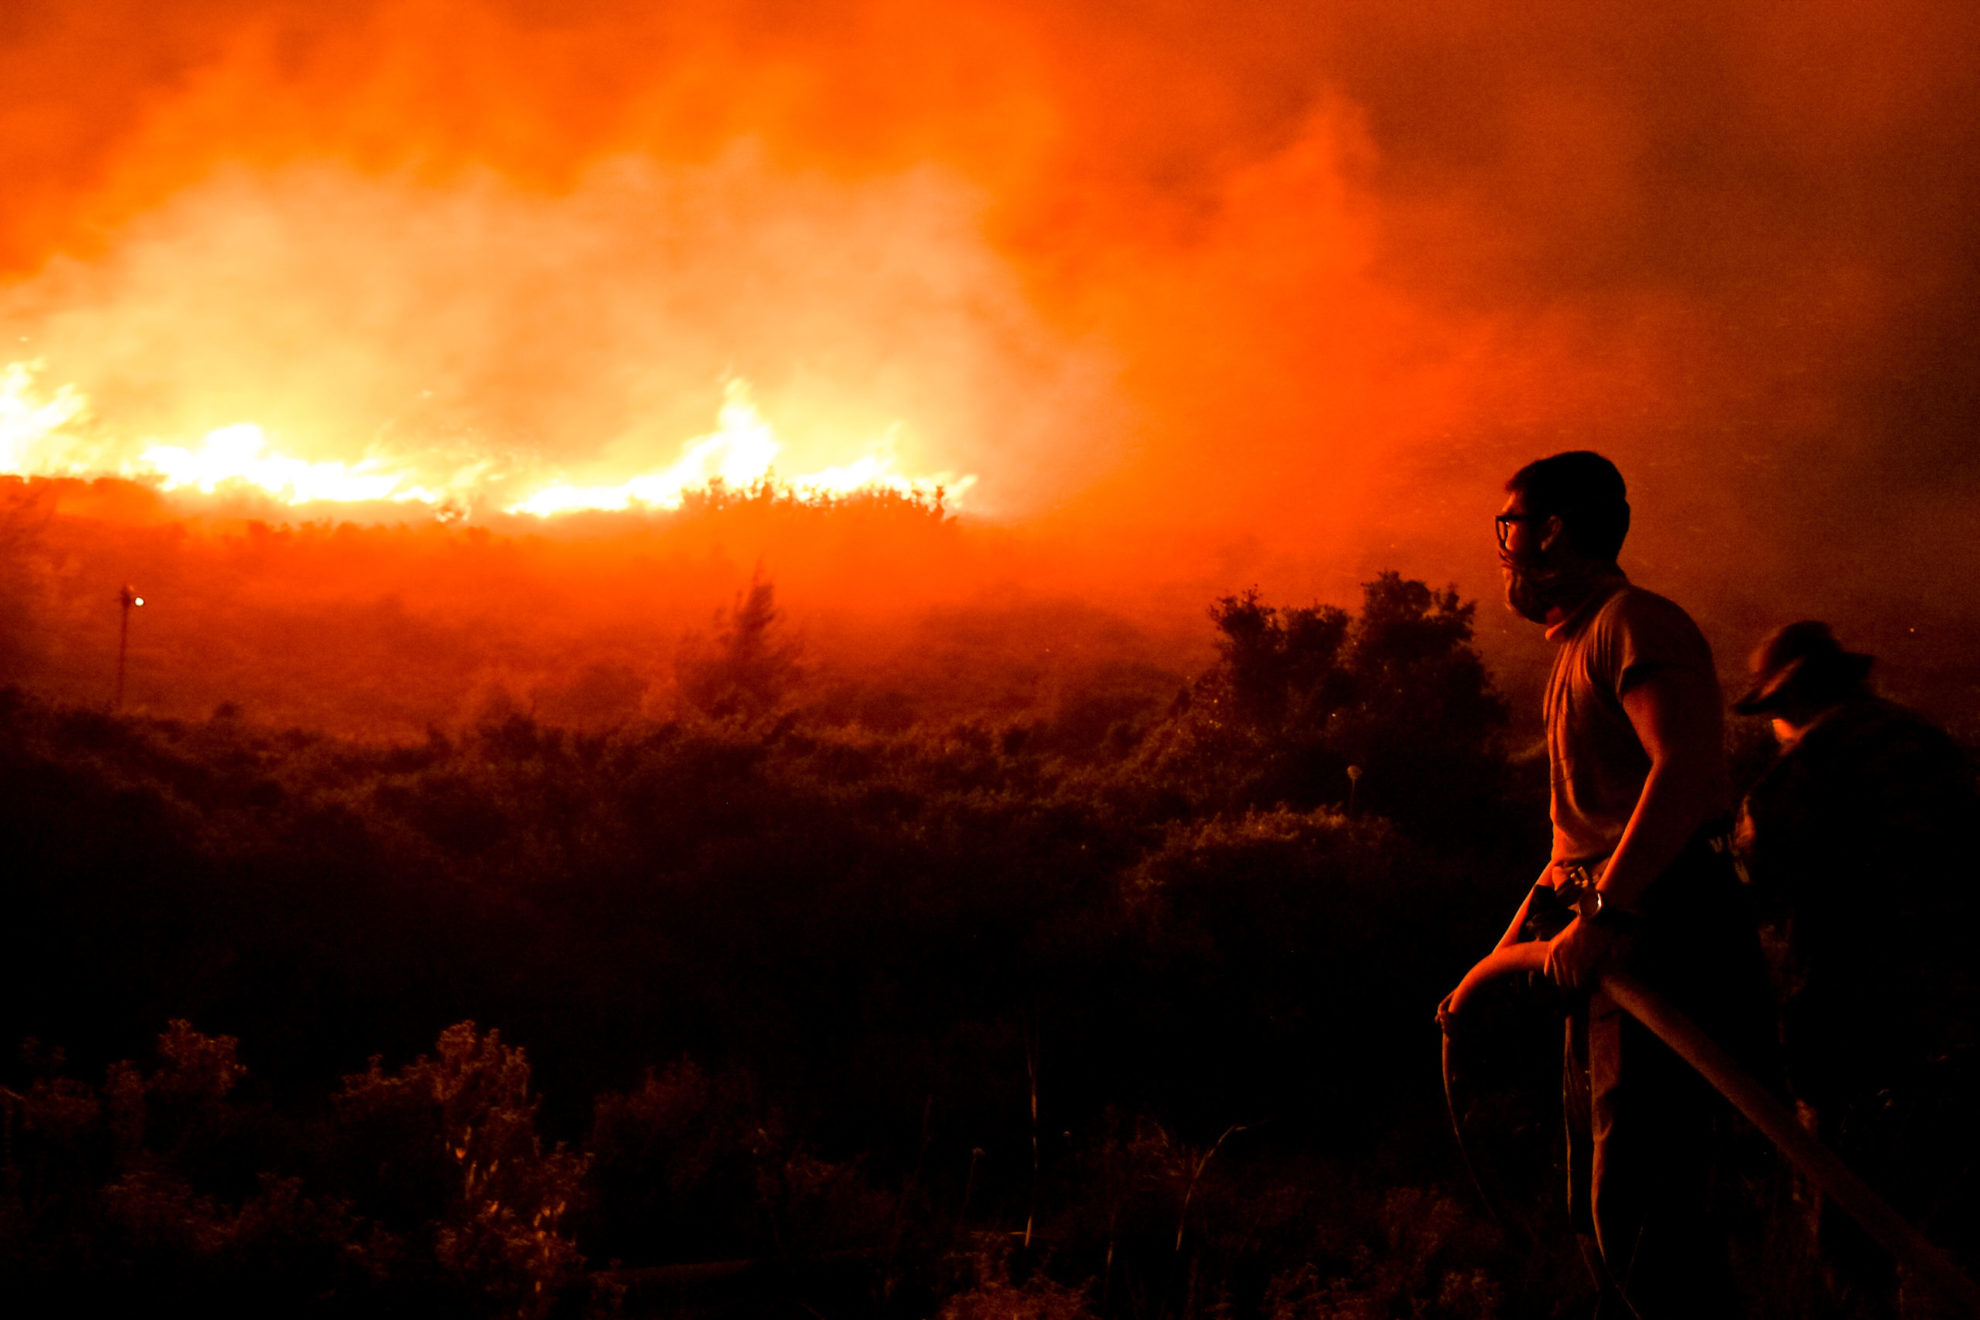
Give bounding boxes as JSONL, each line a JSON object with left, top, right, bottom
{"left": 116, "top": 584, "right": 144, "bottom": 709}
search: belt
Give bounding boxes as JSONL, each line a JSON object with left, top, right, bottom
{"left": 1548, "top": 815, "right": 1734, "bottom": 925}
{"left": 1552, "top": 814, "right": 1733, "bottom": 888}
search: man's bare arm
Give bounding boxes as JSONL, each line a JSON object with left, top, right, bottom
{"left": 1545, "top": 669, "right": 1725, "bottom": 990}
{"left": 1600, "top": 668, "right": 1726, "bottom": 909}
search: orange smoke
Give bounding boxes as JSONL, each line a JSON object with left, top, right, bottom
{"left": 4, "top": 0, "right": 1980, "bottom": 724}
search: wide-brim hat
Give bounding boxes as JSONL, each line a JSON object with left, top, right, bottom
{"left": 1732, "top": 621, "right": 1873, "bottom": 715}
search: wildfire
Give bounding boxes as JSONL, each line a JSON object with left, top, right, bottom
{"left": 139, "top": 425, "right": 448, "bottom": 505}
{"left": 510, "top": 380, "right": 973, "bottom": 516}
{"left": 1, "top": 361, "right": 90, "bottom": 475}
{"left": 0, "top": 362, "right": 973, "bottom": 516}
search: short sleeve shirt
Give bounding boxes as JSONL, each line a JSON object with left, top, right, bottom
{"left": 1544, "top": 580, "right": 1726, "bottom": 864}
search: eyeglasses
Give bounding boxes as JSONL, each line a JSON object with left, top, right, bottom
{"left": 1494, "top": 513, "right": 1536, "bottom": 550}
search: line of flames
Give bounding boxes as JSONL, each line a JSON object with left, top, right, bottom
{"left": 1, "top": 362, "right": 975, "bottom": 516}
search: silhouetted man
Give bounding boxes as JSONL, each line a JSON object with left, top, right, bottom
{"left": 1734, "top": 622, "right": 1979, "bottom": 1311}
{"left": 1444, "top": 451, "right": 1770, "bottom": 1317}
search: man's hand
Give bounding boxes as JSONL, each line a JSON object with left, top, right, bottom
{"left": 1543, "top": 916, "right": 1615, "bottom": 993}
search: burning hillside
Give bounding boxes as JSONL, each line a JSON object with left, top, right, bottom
{"left": 4, "top": 358, "right": 974, "bottom": 517}
{"left": 3, "top": 0, "right": 1980, "bottom": 725}
{"left": 6, "top": 5, "right": 1980, "bottom": 1314}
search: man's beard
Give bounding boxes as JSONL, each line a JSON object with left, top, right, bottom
{"left": 1502, "top": 561, "right": 1555, "bottom": 623}
{"left": 1501, "top": 553, "right": 1605, "bottom": 624}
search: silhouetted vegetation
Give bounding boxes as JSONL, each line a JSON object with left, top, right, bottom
{"left": 2, "top": 575, "right": 1575, "bottom": 1316}
{"left": 676, "top": 572, "right": 806, "bottom": 721}
{"left": 1140, "top": 574, "right": 1509, "bottom": 833}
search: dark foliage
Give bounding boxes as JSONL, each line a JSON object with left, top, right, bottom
{"left": 675, "top": 571, "right": 805, "bottom": 722}
{"left": 0, "top": 575, "right": 1591, "bottom": 1317}
{"left": 1140, "top": 574, "right": 1513, "bottom": 837}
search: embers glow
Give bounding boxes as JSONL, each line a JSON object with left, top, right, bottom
{"left": 0, "top": 363, "right": 975, "bottom": 516}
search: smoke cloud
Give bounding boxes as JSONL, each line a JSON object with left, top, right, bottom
{"left": 4, "top": 0, "right": 1978, "bottom": 721}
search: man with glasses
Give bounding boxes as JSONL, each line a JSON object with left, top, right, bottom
{"left": 1446, "top": 451, "right": 1770, "bottom": 1317}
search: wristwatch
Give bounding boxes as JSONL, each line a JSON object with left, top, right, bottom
{"left": 1576, "top": 886, "right": 1629, "bottom": 929}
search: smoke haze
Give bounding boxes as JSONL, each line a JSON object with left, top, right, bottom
{"left": 4, "top": 0, "right": 1979, "bottom": 726}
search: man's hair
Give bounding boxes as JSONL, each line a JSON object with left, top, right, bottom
{"left": 1507, "top": 451, "right": 1631, "bottom": 563}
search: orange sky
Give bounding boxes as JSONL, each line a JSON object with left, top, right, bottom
{"left": 4, "top": 0, "right": 1979, "bottom": 726}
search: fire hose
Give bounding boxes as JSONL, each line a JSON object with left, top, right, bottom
{"left": 1439, "top": 942, "right": 1980, "bottom": 1318}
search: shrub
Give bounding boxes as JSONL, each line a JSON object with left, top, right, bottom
{"left": 332, "top": 1023, "right": 588, "bottom": 1319}
{"left": 1141, "top": 574, "right": 1508, "bottom": 830}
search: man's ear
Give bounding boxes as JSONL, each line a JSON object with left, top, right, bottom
{"left": 1539, "top": 514, "right": 1566, "bottom": 553}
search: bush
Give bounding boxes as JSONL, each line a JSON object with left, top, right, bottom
{"left": 0, "top": 572, "right": 1568, "bottom": 1316}
{"left": 1138, "top": 574, "right": 1509, "bottom": 832}
{"left": 331, "top": 1023, "right": 588, "bottom": 1318}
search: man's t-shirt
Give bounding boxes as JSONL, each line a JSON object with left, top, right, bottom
{"left": 1544, "top": 579, "right": 1728, "bottom": 865}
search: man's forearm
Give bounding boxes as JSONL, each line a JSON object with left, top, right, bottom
{"left": 1596, "top": 760, "right": 1715, "bottom": 912}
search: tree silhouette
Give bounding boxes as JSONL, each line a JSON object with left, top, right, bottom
{"left": 1156, "top": 574, "right": 1508, "bottom": 826}
{"left": 675, "top": 571, "right": 803, "bottom": 720}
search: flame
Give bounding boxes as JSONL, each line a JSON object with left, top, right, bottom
{"left": 1, "top": 361, "right": 91, "bottom": 474}
{"left": 510, "top": 380, "right": 975, "bottom": 516}
{"left": 140, "top": 425, "right": 447, "bottom": 505}
{"left": 1, "top": 364, "right": 973, "bottom": 516}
